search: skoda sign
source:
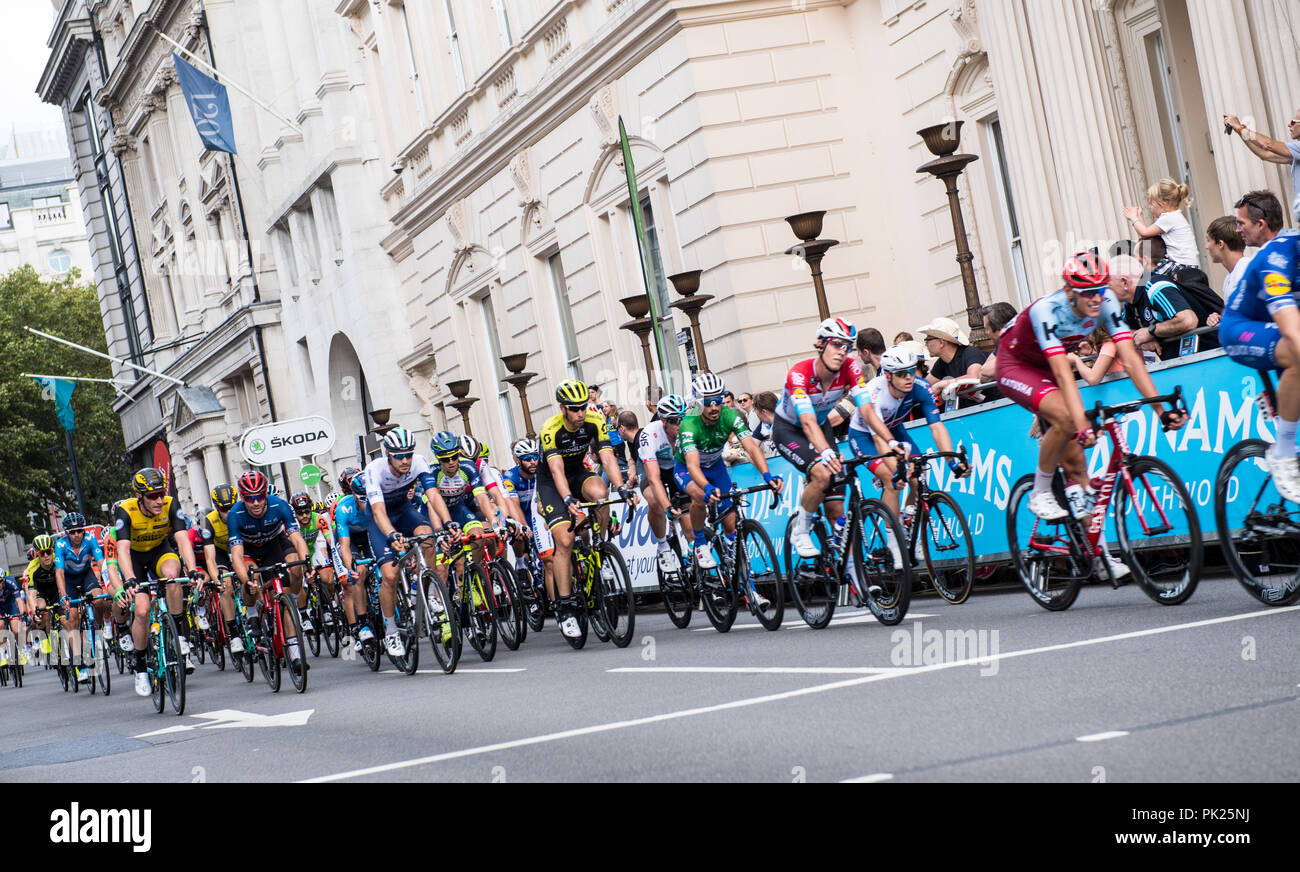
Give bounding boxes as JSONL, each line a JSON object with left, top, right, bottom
{"left": 239, "top": 416, "right": 336, "bottom": 466}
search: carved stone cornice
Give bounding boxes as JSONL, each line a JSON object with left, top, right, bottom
{"left": 589, "top": 83, "right": 618, "bottom": 148}
{"left": 445, "top": 198, "right": 471, "bottom": 254}
{"left": 507, "top": 148, "right": 541, "bottom": 209}
{"left": 107, "top": 131, "right": 138, "bottom": 157}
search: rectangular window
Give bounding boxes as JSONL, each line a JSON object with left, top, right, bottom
{"left": 479, "top": 293, "right": 516, "bottom": 441}
{"left": 987, "top": 118, "right": 1030, "bottom": 307}
{"left": 32, "top": 196, "right": 63, "bottom": 208}
{"left": 275, "top": 224, "right": 300, "bottom": 287}
{"left": 493, "top": 0, "right": 513, "bottom": 48}
{"left": 443, "top": 0, "right": 468, "bottom": 92}
{"left": 546, "top": 251, "right": 582, "bottom": 380}
{"left": 0, "top": 203, "right": 10, "bottom": 230}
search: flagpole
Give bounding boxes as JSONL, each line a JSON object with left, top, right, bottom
{"left": 24, "top": 327, "right": 186, "bottom": 386}
{"left": 21, "top": 373, "right": 134, "bottom": 387}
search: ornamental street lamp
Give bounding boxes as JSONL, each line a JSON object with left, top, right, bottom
{"left": 784, "top": 210, "right": 839, "bottom": 322}
{"left": 667, "top": 270, "right": 712, "bottom": 373}
{"left": 501, "top": 353, "right": 537, "bottom": 438}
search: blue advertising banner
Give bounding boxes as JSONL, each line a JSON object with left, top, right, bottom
{"left": 610, "top": 351, "right": 1274, "bottom": 589}
{"left": 173, "top": 53, "right": 237, "bottom": 154}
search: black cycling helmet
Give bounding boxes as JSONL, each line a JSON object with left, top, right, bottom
{"left": 290, "top": 492, "right": 313, "bottom": 513}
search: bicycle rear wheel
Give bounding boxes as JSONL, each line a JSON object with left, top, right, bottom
{"left": 784, "top": 517, "right": 837, "bottom": 629}
{"left": 487, "top": 560, "right": 524, "bottom": 651}
{"left": 160, "top": 613, "right": 186, "bottom": 715}
{"left": 855, "top": 499, "right": 911, "bottom": 626}
{"left": 279, "top": 593, "right": 310, "bottom": 692}
{"left": 148, "top": 638, "right": 164, "bottom": 713}
{"left": 519, "top": 563, "right": 546, "bottom": 633}
{"left": 595, "top": 542, "right": 635, "bottom": 647}
{"left": 257, "top": 613, "right": 282, "bottom": 692}
{"left": 324, "top": 597, "right": 342, "bottom": 658}
{"left": 1006, "top": 474, "right": 1084, "bottom": 611}
{"left": 657, "top": 534, "right": 693, "bottom": 629}
{"left": 1214, "top": 439, "right": 1300, "bottom": 605}
{"left": 420, "top": 569, "right": 460, "bottom": 673}
{"left": 304, "top": 584, "right": 323, "bottom": 658}
{"left": 93, "top": 629, "right": 111, "bottom": 696}
{"left": 736, "top": 519, "right": 784, "bottom": 630}
{"left": 1113, "top": 455, "right": 1201, "bottom": 605}
{"left": 237, "top": 617, "right": 255, "bottom": 682}
{"left": 465, "top": 565, "right": 497, "bottom": 661}
{"left": 919, "top": 492, "right": 975, "bottom": 604}
{"left": 698, "top": 535, "right": 738, "bottom": 633}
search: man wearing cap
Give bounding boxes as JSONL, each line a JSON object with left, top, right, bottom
{"left": 918, "top": 317, "right": 993, "bottom": 408}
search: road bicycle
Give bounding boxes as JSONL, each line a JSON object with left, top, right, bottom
{"left": 316, "top": 567, "right": 349, "bottom": 658}
{"left": 680, "top": 483, "right": 785, "bottom": 633}
{"left": 248, "top": 561, "right": 310, "bottom": 693}
{"left": 65, "top": 593, "right": 113, "bottom": 695}
{"left": 1006, "top": 387, "right": 1201, "bottom": 610}
{"left": 301, "top": 570, "right": 326, "bottom": 658}
{"left": 783, "top": 453, "right": 913, "bottom": 628}
{"left": 559, "top": 496, "right": 636, "bottom": 650}
{"left": 136, "top": 574, "right": 185, "bottom": 715}
{"left": 395, "top": 535, "right": 459, "bottom": 673}
{"left": 441, "top": 526, "right": 518, "bottom": 661}
{"left": 892, "top": 447, "right": 976, "bottom": 604}
{"left": 656, "top": 492, "right": 697, "bottom": 629}
{"left": 355, "top": 556, "right": 418, "bottom": 675}
{"left": 0, "top": 614, "right": 27, "bottom": 688}
{"left": 515, "top": 542, "right": 551, "bottom": 633}
{"left": 190, "top": 575, "right": 228, "bottom": 671}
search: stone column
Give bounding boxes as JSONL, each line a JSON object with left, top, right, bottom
{"left": 202, "top": 443, "right": 228, "bottom": 494}
{"left": 978, "top": 0, "right": 1063, "bottom": 298}
{"left": 280, "top": 0, "right": 322, "bottom": 116}
{"left": 1185, "top": 0, "right": 1275, "bottom": 207}
{"left": 1247, "top": 0, "right": 1300, "bottom": 141}
{"left": 1020, "top": 0, "right": 1133, "bottom": 248}
{"left": 184, "top": 451, "right": 207, "bottom": 518}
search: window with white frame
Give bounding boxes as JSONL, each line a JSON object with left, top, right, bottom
{"left": 493, "top": 0, "right": 513, "bottom": 48}
{"left": 984, "top": 117, "right": 1031, "bottom": 307}
{"left": 478, "top": 291, "right": 516, "bottom": 441}
{"left": 546, "top": 251, "right": 582, "bottom": 380}
{"left": 443, "top": 0, "right": 468, "bottom": 92}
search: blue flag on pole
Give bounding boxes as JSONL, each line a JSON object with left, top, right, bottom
{"left": 173, "top": 52, "right": 237, "bottom": 154}
{"left": 32, "top": 377, "right": 76, "bottom": 431}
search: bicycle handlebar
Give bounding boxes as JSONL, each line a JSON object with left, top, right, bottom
{"left": 250, "top": 559, "right": 309, "bottom": 577}
{"left": 1086, "top": 385, "right": 1185, "bottom": 427}
{"left": 891, "top": 445, "right": 970, "bottom": 488}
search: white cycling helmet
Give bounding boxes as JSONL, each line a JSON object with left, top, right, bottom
{"left": 382, "top": 426, "right": 416, "bottom": 453}
{"left": 512, "top": 438, "right": 540, "bottom": 458}
{"left": 656, "top": 394, "right": 689, "bottom": 419}
{"left": 880, "top": 345, "right": 920, "bottom": 373}
{"left": 691, "top": 372, "right": 726, "bottom": 400}
{"left": 459, "top": 434, "right": 485, "bottom": 460}
{"left": 816, "top": 316, "right": 857, "bottom": 344}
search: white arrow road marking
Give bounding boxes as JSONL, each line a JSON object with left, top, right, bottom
{"left": 303, "top": 604, "right": 1300, "bottom": 783}
{"left": 1076, "top": 730, "right": 1129, "bottom": 743}
{"left": 842, "top": 773, "right": 894, "bottom": 783}
{"left": 135, "top": 708, "right": 314, "bottom": 739}
{"left": 608, "top": 666, "right": 911, "bottom": 675}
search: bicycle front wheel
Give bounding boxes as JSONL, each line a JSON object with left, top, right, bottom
{"left": 1214, "top": 439, "right": 1300, "bottom": 605}
{"left": 160, "top": 613, "right": 186, "bottom": 715}
{"left": 736, "top": 519, "right": 784, "bottom": 630}
{"left": 420, "top": 569, "right": 460, "bottom": 673}
{"left": 1006, "top": 474, "right": 1084, "bottom": 611}
{"left": 305, "top": 585, "right": 323, "bottom": 658}
{"left": 595, "top": 542, "right": 635, "bottom": 648}
{"left": 279, "top": 593, "right": 309, "bottom": 692}
{"left": 464, "top": 565, "right": 497, "bottom": 661}
{"left": 854, "top": 498, "right": 911, "bottom": 625}
{"left": 697, "top": 536, "right": 737, "bottom": 633}
{"left": 919, "top": 491, "right": 975, "bottom": 605}
{"left": 487, "top": 560, "right": 524, "bottom": 651}
{"left": 257, "top": 615, "right": 282, "bottom": 692}
{"left": 1113, "top": 455, "right": 1201, "bottom": 605}
{"left": 784, "top": 517, "right": 836, "bottom": 629}
{"left": 93, "top": 629, "right": 111, "bottom": 696}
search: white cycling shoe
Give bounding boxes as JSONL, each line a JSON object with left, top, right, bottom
{"left": 384, "top": 633, "right": 405, "bottom": 657}
{"left": 657, "top": 547, "right": 680, "bottom": 573}
{"left": 1264, "top": 449, "right": 1300, "bottom": 503}
{"left": 133, "top": 672, "right": 150, "bottom": 697}
{"left": 790, "top": 527, "right": 820, "bottom": 558}
{"left": 229, "top": 637, "right": 244, "bottom": 654}
{"left": 559, "top": 614, "right": 582, "bottom": 639}
{"left": 1093, "top": 550, "right": 1131, "bottom": 580}
{"left": 1028, "top": 490, "right": 1069, "bottom": 521}
{"left": 694, "top": 544, "right": 717, "bottom": 570}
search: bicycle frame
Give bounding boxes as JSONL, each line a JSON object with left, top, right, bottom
{"left": 249, "top": 561, "right": 308, "bottom": 662}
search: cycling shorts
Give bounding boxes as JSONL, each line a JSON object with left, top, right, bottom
{"left": 848, "top": 425, "right": 917, "bottom": 473}
{"left": 2, "top": 599, "right": 21, "bottom": 619}
{"left": 535, "top": 469, "right": 604, "bottom": 530}
{"left": 770, "top": 415, "right": 848, "bottom": 494}
{"left": 242, "top": 535, "right": 298, "bottom": 573}
{"left": 995, "top": 355, "right": 1059, "bottom": 413}
{"left": 122, "top": 543, "right": 182, "bottom": 582}
{"left": 367, "top": 500, "right": 433, "bottom": 568}
{"left": 1221, "top": 318, "right": 1283, "bottom": 372}
{"left": 673, "top": 460, "right": 736, "bottom": 516}
{"left": 637, "top": 460, "right": 682, "bottom": 501}
{"left": 64, "top": 569, "right": 102, "bottom": 598}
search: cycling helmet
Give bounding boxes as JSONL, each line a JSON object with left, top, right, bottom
{"left": 431, "top": 430, "right": 460, "bottom": 458}
{"left": 338, "top": 466, "right": 360, "bottom": 490}
{"left": 211, "top": 484, "right": 236, "bottom": 510}
{"left": 815, "top": 316, "right": 857, "bottom": 344}
{"left": 691, "top": 372, "right": 726, "bottom": 400}
{"left": 326, "top": 490, "right": 343, "bottom": 504}
{"left": 382, "top": 426, "right": 416, "bottom": 454}
{"left": 656, "top": 394, "right": 689, "bottom": 419}
{"left": 267, "top": 483, "right": 278, "bottom": 497}
{"left": 33, "top": 534, "right": 54, "bottom": 552}
{"left": 63, "top": 512, "right": 87, "bottom": 531}
{"left": 312, "top": 500, "right": 325, "bottom": 513}
{"left": 555, "top": 379, "right": 590, "bottom": 405}
{"left": 880, "top": 345, "right": 920, "bottom": 373}
{"left": 132, "top": 467, "right": 167, "bottom": 494}
{"left": 236, "top": 470, "right": 268, "bottom": 498}
{"left": 1063, "top": 250, "right": 1109, "bottom": 291}
{"left": 290, "top": 492, "right": 312, "bottom": 513}
{"left": 459, "top": 435, "right": 483, "bottom": 461}
{"left": 512, "top": 438, "right": 540, "bottom": 458}
{"left": 348, "top": 476, "right": 367, "bottom": 497}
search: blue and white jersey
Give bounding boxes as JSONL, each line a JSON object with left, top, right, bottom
{"left": 0, "top": 575, "right": 24, "bottom": 609}
{"left": 431, "top": 460, "right": 486, "bottom": 510}
{"left": 502, "top": 466, "right": 537, "bottom": 512}
{"left": 849, "top": 374, "right": 942, "bottom": 433}
{"left": 634, "top": 420, "right": 675, "bottom": 467}
{"left": 333, "top": 494, "right": 371, "bottom": 540}
{"left": 54, "top": 534, "right": 104, "bottom": 577}
{"left": 361, "top": 454, "right": 438, "bottom": 508}
{"left": 227, "top": 496, "right": 300, "bottom": 548}
{"left": 1222, "top": 230, "right": 1299, "bottom": 325}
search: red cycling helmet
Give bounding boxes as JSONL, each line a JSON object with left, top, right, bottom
{"left": 1062, "top": 250, "right": 1109, "bottom": 291}
{"left": 236, "top": 470, "right": 269, "bottom": 498}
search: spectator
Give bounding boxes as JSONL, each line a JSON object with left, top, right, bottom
{"left": 752, "top": 391, "right": 778, "bottom": 457}
{"left": 977, "top": 301, "right": 1018, "bottom": 380}
{"left": 1124, "top": 179, "right": 1199, "bottom": 267}
{"left": 918, "top": 316, "right": 993, "bottom": 408}
{"left": 588, "top": 384, "right": 602, "bottom": 413}
{"left": 723, "top": 390, "right": 736, "bottom": 409}
{"left": 615, "top": 410, "right": 640, "bottom": 487}
{"left": 856, "top": 328, "right": 885, "bottom": 380}
{"left": 600, "top": 400, "right": 629, "bottom": 476}
{"left": 1111, "top": 253, "right": 1220, "bottom": 360}
{"left": 1224, "top": 109, "right": 1300, "bottom": 222}
{"left": 893, "top": 331, "right": 914, "bottom": 346}
{"left": 1067, "top": 324, "right": 1123, "bottom": 386}
{"left": 735, "top": 392, "right": 760, "bottom": 432}
{"left": 1205, "top": 215, "right": 1252, "bottom": 299}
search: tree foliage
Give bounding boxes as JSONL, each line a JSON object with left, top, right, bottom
{"left": 0, "top": 265, "right": 127, "bottom": 538}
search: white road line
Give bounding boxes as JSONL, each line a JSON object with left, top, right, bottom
{"left": 690, "top": 612, "right": 937, "bottom": 632}
{"left": 1076, "top": 731, "right": 1129, "bottom": 743}
{"left": 609, "top": 666, "right": 910, "bottom": 675}
{"left": 302, "top": 604, "right": 1299, "bottom": 783}
{"left": 382, "top": 668, "right": 526, "bottom": 675}
{"left": 842, "top": 773, "right": 894, "bottom": 783}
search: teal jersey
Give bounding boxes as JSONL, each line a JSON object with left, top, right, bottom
{"left": 675, "top": 406, "right": 751, "bottom": 467}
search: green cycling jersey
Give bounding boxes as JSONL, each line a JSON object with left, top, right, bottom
{"left": 675, "top": 406, "right": 751, "bottom": 468}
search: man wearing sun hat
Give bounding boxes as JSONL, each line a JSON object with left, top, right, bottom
{"left": 917, "top": 316, "right": 995, "bottom": 408}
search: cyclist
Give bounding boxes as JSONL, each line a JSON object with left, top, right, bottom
{"left": 1219, "top": 189, "right": 1300, "bottom": 501}
{"left": 201, "top": 484, "right": 242, "bottom": 653}
{"left": 0, "top": 571, "right": 28, "bottom": 667}
{"left": 359, "top": 426, "right": 447, "bottom": 658}
{"left": 333, "top": 475, "right": 373, "bottom": 651}
{"left": 773, "top": 317, "right": 872, "bottom": 558}
{"left": 536, "top": 379, "right": 637, "bottom": 640}
{"left": 428, "top": 431, "right": 496, "bottom": 571}
{"left": 623, "top": 395, "right": 694, "bottom": 573}
{"left": 849, "top": 346, "right": 970, "bottom": 566}
{"left": 458, "top": 435, "right": 526, "bottom": 536}
{"left": 53, "top": 513, "right": 110, "bottom": 683}
{"left": 23, "top": 534, "right": 59, "bottom": 659}
{"left": 227, "top": 471, "right": 311, "bottom": 671}
{"left": 290, "top": 492, "right": 335, "bottom": 635}
{"left": 114, "top": 468, "right": 204, "bottom": 696}
{"left": 995, "top": 252, "right": 1185, "bottom": 536}
{"left": 503, "top": 438, "right": 547, "bottom": 617}
{"left": 676, "top": 374, "right": 783, "bottom": 571}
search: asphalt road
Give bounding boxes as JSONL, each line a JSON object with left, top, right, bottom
{"left": 2, "top": 573, "right": 1296, "bottom": 783}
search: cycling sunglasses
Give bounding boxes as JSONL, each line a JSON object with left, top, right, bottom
{"left": 388, "top": 451, "right": 414, "bottom": 460}
{"left": 890, "top": 368, "right": 919, "bottom": 378}
{"left": 517, "top": 454, "right": 540, "bottom": 463}
{"left": 435, "top": 452, "right": 461, "bottom": 462}
{"left": 700, "top": 397, "right": 725, "bottom": 408}
{"left": 243, "top": 493, "right": 267, "bottom": 504}
{"left": 37, "top": 549, "right": 54, "bottom": 556}
{"left": 1075, "top": 287, "right": 1107, "bottom": 298}
{"left": 142, "top": 489, "right": 167, "bottom": 500}
{"left": 563, "top": 403, "right": 588, "bottom": 413}
{"left": 825, "top": 339, "right": 854, "bottom": 352}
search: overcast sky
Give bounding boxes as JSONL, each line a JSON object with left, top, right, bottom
{"left": 0, "top": 1, "right": 67, "bottom": 145}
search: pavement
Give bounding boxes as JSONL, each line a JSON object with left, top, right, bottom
{"left": 1, "top": 572, "right": 1296, "bottom": 782}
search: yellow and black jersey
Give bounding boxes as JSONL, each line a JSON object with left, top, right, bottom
{"left": 112, "top": 496, "right": 185, "bottom": 552}
{"left": 538, "top": 410, "right": 611, "bottom": 479}
{"left": 203, "top": 509, "right": 229, "bottom": 552}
